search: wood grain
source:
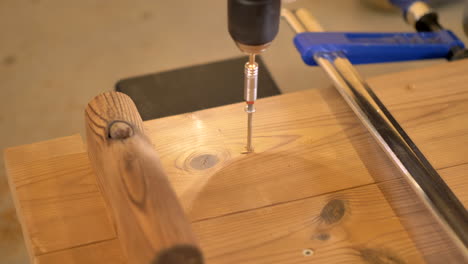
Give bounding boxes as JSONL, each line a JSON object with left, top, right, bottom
{"left": 4, "top": 135, "right": 124, "bottom": 264}
{"left": 5, "top": 135, "right": 428, "bottom": 264}
{"left": 378, "top": 176, "right": 466, "bottom": 263}
{"left": 85, "top": 92, "right": 202, "bottom": 264}
{"left": 193, "top": 184, "right": 425, "bottom": 264}
{"left": 439, "top": 163, "right": 468, "bottom": 207}
{"left": 144, "top": 60, "right": 468, "bottom": 222}
{"left": 4, "top": 134, "right": 85, "bottom": 167}
{"left": 3, "top": 60, "right": 468, "bottom": 263}
{"left": 35, "top": 239, "right": 125, "bottom": 264}
{"left": 3, "top": 134, "right": 116, "bottom": 264}
{"left": 4, "top": 137, "right": 428, "bottom": 264}
{"left": 4, "top": 151, "right": 117, "bottom": 254}
{"left": 145, "top": 89, "right": 380, "bottom": 221}
{"left": 368, "top": 61, "right": 468, "bottom": 171}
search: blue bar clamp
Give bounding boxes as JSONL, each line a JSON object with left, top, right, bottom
{"left": 294, "top": 30, "right": 465, "bottom": 66}
{"left": 294, "top": 0, "right": 466, "bottom": 66}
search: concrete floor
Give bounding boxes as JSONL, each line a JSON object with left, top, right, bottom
{"left": 1, "top": 0, "right": 466, "bottom": 263}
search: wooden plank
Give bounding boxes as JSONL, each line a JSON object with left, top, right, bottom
{"left": 23, "top": 180, "right": 428, "bottom": 264}
{"left": 193, "top": 184, "right": 424, "bottom": 264}
{"left": 6, "top": 141, "right": 464, "bottom": 263}
{"left": 145, "top": 89, "right": 381, "bottom": 221}
{"left": 4, "top": 137, "right": 117, "bottom": 258}
{"left": 368, "top": 60, "right": 468, "bottom": 170}
{"left": 439, "top": 163, "right": 468, "bottom": 207}
{"left": 144, "top": 60, "right": 468, "bottom": 222}
{"left": 3, "top": 134, "right": 89, "bottom": 263}
{"left": 378, "top": 175, "right": 466, "bottom": 264}
{"left": 4, "top": 134, "right": 85, "bottom": 167}
{"left": 3, "top": 60, "right": 468, "bottom": 263}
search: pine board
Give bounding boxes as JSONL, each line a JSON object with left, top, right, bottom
{"left": 4, "top": 60, "right": 468, "bottom": 263}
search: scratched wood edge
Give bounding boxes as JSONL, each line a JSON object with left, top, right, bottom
{"left": 3, "top": 134, "right": 85, "bottom": 263}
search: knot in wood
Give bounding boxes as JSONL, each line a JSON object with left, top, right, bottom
{"left": 320, "top": 199, "right": 346, "bottom": 225}
{"left": 313, "top": 232, "right": 330, "bottom": 241}
{"left": 108, "top": 121, "right": 134, "bottom": 139}
{"left": 177, "top": 148, "right": 230, "bottom": 173}
{"left": 190, "top": 154, "right": 219, "bottom": 170}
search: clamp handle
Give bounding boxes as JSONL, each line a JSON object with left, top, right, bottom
{"left": 294, "top": 30, "right": 464, "bottom": 66}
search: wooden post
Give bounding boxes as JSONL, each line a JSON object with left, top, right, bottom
{"left": 85, "top": 92, "right": 203, "bottom": 264}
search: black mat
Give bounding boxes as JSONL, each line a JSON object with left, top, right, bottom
{"left": 115, "top": 56, "right": 281, "bottom": 121}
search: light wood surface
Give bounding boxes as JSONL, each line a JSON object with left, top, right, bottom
{"left": 35, "top": 239, "right": 125, "bottom": 264}
{"left": 4, "top": 60, "right": 468, "bottom": 263}
{"left": 3, "top": 135, "right": 118, "bottom": 263}
{"left": 192, "top": 183, "right": 425, "bottom": 263}
{"left": 85, "top": 92, "right": 202, "bottom": 264}
{"left": 378, "top": 176, "right": 467, "bottom": 263}
{"left": 4, "top": 137, "right": 125, "bottom": 264}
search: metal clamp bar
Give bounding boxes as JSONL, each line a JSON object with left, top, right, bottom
{"left": 283, "top": 8, "right": 468, "bottom": 257}
{"left": 316, "top": 53, "right": 468, "bottom": 255}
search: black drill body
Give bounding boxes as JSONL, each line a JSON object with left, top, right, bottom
{"left": 228, "top": 0, "right": 281, "bottom": 47}
{"left": 227, "top": 0, "right": 281, "bottom": 152}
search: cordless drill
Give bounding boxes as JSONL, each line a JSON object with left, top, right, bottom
{"left": 227, "top": 0, "right": 281, "bottom": 152}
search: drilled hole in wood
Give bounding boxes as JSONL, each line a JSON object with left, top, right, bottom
{"left": 302, "top": 249, "right": 314, "bottom": 257}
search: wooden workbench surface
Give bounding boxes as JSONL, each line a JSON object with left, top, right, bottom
{"left": 4, "top": 60, "right": 468, "bottom": 263}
